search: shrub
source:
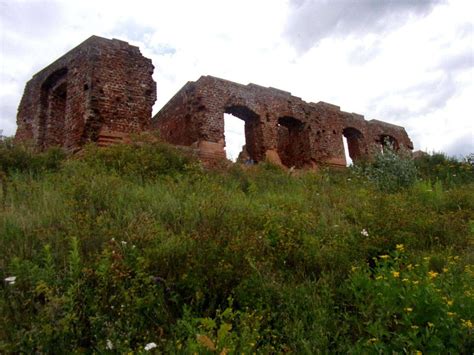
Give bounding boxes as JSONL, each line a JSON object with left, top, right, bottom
{"left": 353, "top": 144, "right": 417, "bottom": 192}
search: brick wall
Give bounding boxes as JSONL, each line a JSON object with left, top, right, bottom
{"left": 15, "top": 36, "right": 156, "bottom": 151}
{"left": 153, "top": 75, "right": 413, "bottom": 168}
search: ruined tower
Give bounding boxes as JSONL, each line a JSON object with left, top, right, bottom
{"left": 15, "top": 35, "right": 156, "bottom": 151}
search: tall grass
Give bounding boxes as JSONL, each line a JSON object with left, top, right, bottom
{"left": 1, "top": 139, "right": 473, "bottom": 353}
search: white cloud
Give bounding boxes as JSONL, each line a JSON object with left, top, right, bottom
{"left": 0, "top": 0, "right": 472, "bottom": 158}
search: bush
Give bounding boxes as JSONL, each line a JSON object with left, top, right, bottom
{"left": 0, "top": 138, "right": 66, "bottom": 175}
{"left": 415, "top": 152, "right": 474, "bottom": 187}
{"left": 353, "top": 144, "right": 417, "bottom": 192}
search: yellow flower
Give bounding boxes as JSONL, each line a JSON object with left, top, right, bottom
{"left": 461, "top": 319, "right": 473, "bottom": 329}
{"left": 442, "top": 267, "right": 449, "bottom": 273}
{"left": 428, "top": 271, "right": 438, "bottom": 279}
{"left": 402, "top": 278, "right": 409, "bottom": 282}
{"left": 396, "top": 244, "right": 405, "bottom": 252}
{"left": 427, "top": 322, "right": 434, "bottom": 328}
{"left": 375, "top": 275, "right": 384, "bottom": 280}
{"left": 446, "top": 300, "right": 453, "bottom": 306}
{"left": 415, "top": 351, "right": 423, "bottom": 355}
{"left": 412, "top": 280, "right": 419, "bottom": 285}
{"left": 351, "top": 266, "right": 358, "bottom": 272}
{"left": 447, "top": 312, "right": 456, "bottom": 317}
{"left": 379, "top": 255, "right": 390, "bottom": 260}
{"left": 407, "top": 264, "right": 414, "bottom": 270}
{"left": 404, "top": 307, "right": 413, "bottom": 313}
{"left": 392, "top": 271, "right": 400, "bottom": 278}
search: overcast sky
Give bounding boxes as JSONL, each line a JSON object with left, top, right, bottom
{"left": 1, "top": 0, "right": 473, "bottom": 158}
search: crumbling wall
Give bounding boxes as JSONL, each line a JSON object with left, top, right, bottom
{"left": 15, "top": 35, "right": 156, "bottom": 151}
{"left": 153, "top": 75, "right": 413, "bottom": 168}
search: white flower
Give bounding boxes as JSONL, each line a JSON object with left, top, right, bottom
{"left": 5, "top": 276, "right": 16, "bottom": 284}
{"left": 121, "top": 241, "right": 127, "bottom": 245}
{"left": 106, "top": 339, "right": 113, "bottom": 350}
{"left": 360, "top": 229, "right": 369, "bottom": 237}
{"left": 144, "top": 342, "right": 157, "bottom": 351}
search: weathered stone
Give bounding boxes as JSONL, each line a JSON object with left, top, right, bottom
{"left": 152, "top": 75, "right": 413, "bottom": 168}
{"left": 15, "top": 36, "right": 156, "bottom": 151}
{"left": 15, "top": 36, "right": 413, "bottom": 169}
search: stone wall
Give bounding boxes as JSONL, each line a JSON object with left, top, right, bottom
{"left": 15, "top": 35, "right": 156, "bottom": 151}
{"left": 153, "top": 75, "right": 413, "bottom": 168}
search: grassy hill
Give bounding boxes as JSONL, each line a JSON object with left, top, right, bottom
{"left": 1, "top": 137, "right": 473, "bottom": 353}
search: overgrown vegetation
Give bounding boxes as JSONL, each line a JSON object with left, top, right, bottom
{"left": 1, "top": 138, "right": 473, "bottom": 353}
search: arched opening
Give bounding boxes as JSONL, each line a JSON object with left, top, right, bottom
{"left": 277, "top": 116, "right": 310, "bottom": 168}
{"left": 224, "top": 105, "right": 261, "bottom": 163}
{"left": 342, "top": 127, "right": 363, "bottom": 164}
{"left": 224, "top": 113, "right": 245, "bottom": 162}
{"left": 378, "top": 134, "right": 399, "bottom": 152}
{"left": 39, "top": 68, "right": 68, "bottom": 149}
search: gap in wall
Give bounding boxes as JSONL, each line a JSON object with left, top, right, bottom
{"left": 224, "top": 113, "right": 246, "bottom": 162}
{"left": 342, "top": 135, "right": 353, "bottom": 166}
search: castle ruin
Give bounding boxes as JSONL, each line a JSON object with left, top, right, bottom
{"left": 15, "top": 36, "right": 413, "bottom": 168}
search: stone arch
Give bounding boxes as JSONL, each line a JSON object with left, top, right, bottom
{"left": 277, "top": 116, "right": 311, "bottom": 168}
{"left": 342, "top": 127, "right": 364, "bottom": 162}
{"left": 39, "top": 67, "right": 68, "bottom": 148}
{"left": 224, "top": 104, "right": 263, "bottom": 162}
{"left": 378, "top": 134, "right": 399, "bottom": 151}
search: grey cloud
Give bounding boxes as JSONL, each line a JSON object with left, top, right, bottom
{"left": 437, "top": 50, "right": 473, "bottom": 73}
{"left": 442, "top": 132, "right": 474, "bottom": 158}
{"left": 111, "top": 19, "right": 155, "bottom": 43}
{"left": 0, "top": 1, "right": 64, "bottom": 38}
{"left": 0, "top": 94, "right": 19, "bottom": 136}
{"left": 285, "top": 0, "right": 444, "bottom": 52}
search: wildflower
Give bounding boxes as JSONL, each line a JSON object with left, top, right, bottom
{"left": 447, "top": 312, "right": 456, "bottom": 317}
{"left": 391, "top": 271, "right": 400, "bottom": 278}
{"left": 196, "top": 335, "right": 216, "bottom": 351}
{"left": 4, "top": 276, "right": 16, "bottom": 285}
{"left": 404, "top": 307, "right": 413, "bottom": 313}
{"left": 375, "top": 275, "right": 384, "bottom": 280}
{"left": 360, "top": 229, "right": 369, "bottom": 237}
{"left": 411, "top": 325, "right": 419, "bottom": 330}
{"left": 121, "top": 241, "right": 127, "bottom": 245}
{"left": 351, "top": 266, "right": 359, "bottom": 272}
{"left": 461, "top": 319, "right": 473, "bottom": 329}
{"left": 442, "top": 267, "right": 449, "bottom": 273}
{"left": 428, "top": 271, "right": 438, "bottom": 279}
{"left": 402, "top": 278, "right": 409, "bottom": 282}
{"left": 106, "top": 339, "right": 113, "bottom": 350}
{"left": 379, "top": 255, "right": 390, "bottom": 260}
{"left": 415, "top": 351, "right": 423, "bottom": 355}
{"left": 144, "top": 342, "right": 157, "bottom": 351}
{"left": 407, "top": 264, "right": 414, "bottom": 270}
{"left": 412, "top": 280, "right": 419, "bottom": 285}
{"left": 427, "top": 322, "right": 434, "bottom": 328}
{"left": 396, "top": 244, "right": 405, "bottom": 252}
{"left": 446, "top": 299, "right": 453, "bottom": 306}
{"left": 367, "top": 338, "right": 378, "bottom": 344}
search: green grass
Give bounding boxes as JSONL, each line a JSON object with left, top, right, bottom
{"left": 1, "top": 138, "right": 473, "bottom": 353}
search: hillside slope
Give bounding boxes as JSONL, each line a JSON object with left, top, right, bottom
{"left": 1, "top": 138, "right": 473, "bottom": 353}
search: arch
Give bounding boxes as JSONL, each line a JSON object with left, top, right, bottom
{"left": 277, "top": 116, "right": 310, "bottom": 168}
{"left": 224, "top": 105, "right": 262, "bottom": 163}
{"left": 39, "top": 68, "right": 68, "bottom": 148}
{"left": 342, "top": 127, "right": 364, "bottom": 162}
{"left": 378, "top": 134, "right": 399, "bottom": 151}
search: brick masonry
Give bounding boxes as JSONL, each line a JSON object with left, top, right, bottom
{"left": 15, "top": 35, "right": 156, "bottom": 151}
{"left": 15, "top": 36, "right": 413, "bottom": 168}
{"left": 153, "top": 75, "right": 413, "bottom": 168}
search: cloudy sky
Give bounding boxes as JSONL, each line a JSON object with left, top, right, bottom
{"left": 1, "top": 0, "right": 473, "bottom": 158}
